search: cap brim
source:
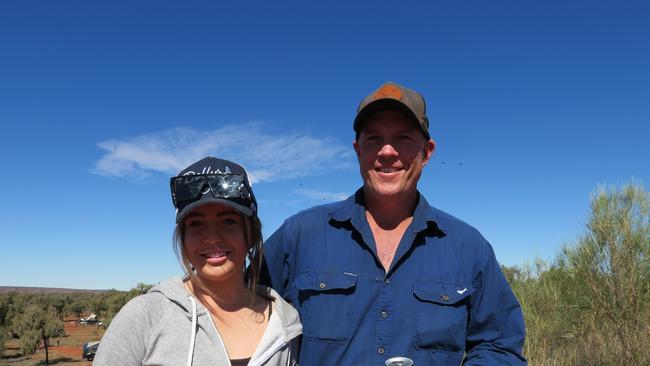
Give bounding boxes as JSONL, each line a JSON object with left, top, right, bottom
{"left": 354, "top": 99, "right": 422, "bottom": 133}
{"left": 175, "top": 198, "right": 255, "bottom": 223}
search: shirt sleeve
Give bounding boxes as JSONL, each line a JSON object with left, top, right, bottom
{"left": 260, "top": 220, "right": 295, "bottom": 299}
{"left": 92, "top": 296, "right": 151, "bottom": 366}
{"left": 463, "top": 241, "right": 528, "bottom": 365}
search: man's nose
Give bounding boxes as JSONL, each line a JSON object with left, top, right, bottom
{"left": 378, "top": 143, "right": 398, "bottom": 156}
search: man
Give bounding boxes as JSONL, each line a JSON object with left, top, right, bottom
{"left": 262, "top": 82, "right": 527, "bottom": 365}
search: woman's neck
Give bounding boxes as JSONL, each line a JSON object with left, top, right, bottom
{"left": 185, "top": 277, "right": 253, "bottom": 312}
{"left": 185, "top": 277, "right": 270, "bottom": 360}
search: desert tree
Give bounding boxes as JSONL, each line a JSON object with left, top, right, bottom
{"left": 0, "top": 326, "right": 4, "bottom": 358}
{"left": 44, "top": 294, "right": 67, "bottom": 322}
{"left": 3, "top": 292, "right": 27, "bottom": 329}
{"left": 101, "top": 283, "right": 154, "bottom": 327}
{"left": 131, "top": 283, "right": 154, "bottom": 295}
{"left": 65, "top": 297, "right": 85, "bottom": 320}
{"left": 16, "top": 304, "right": 64, "bottom": 366}
{"left": 0, "top": 294, "right": 8, "bottom": 356}
{"left": 85, "top": 294, "right": 107, "bottom": 320}
{"left": 561, "top": 183, "right": 650, "bottom": 364}
{"left": 508, "top": 258, "right": 586, "bottom": 364}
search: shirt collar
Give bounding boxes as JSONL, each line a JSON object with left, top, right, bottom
{"left": 328, "top": 188, "right": 364, "bottom": 223}
{"left": 328, "top": 188, "right": 439, "bottom": 234}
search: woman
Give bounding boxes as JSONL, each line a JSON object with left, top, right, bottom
{"left": 94, "top": 157, "right": 302, "bottom": 366}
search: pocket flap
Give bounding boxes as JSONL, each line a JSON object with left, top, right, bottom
{"left": 296, "top": 271, "right": 358, "bottom": 291}
{"left": 413, "top": 279, "right": 474, "bottom": 305}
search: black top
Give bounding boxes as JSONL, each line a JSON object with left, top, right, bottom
{"left": 230, "top": 358, "right": 251, "bottom": 366}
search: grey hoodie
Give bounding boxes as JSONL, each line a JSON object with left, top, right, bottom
{"left": 93, "top": 278, "right": 302, "bottom": 366}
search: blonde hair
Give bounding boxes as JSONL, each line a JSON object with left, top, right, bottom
{"left": 172, "top": 212, "right": 264, "bottom": 300}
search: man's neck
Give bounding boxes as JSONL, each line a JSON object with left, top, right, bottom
{"left": 363, "top": 189, "right": 419, "bottom": 271}
{"left": 363, "top": 188, "right": 419, "bottom": 229}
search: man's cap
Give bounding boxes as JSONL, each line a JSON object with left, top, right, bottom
{"left": 172, "top": 157, "right": 257, "bottom": 223}
{"left": 353, "top": 81, "right": 430, "bottom": 139}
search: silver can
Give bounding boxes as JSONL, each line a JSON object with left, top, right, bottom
{"left": 385, "top": 356, "right": 414, "bottom": 366}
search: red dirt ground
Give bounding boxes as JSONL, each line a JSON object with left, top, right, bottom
{"left": 2, "top": 317, "right": 105, "bottom": 366}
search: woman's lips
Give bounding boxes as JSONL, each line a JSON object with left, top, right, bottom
{"left": 201, "top": 247, "right": 231, "bottom": 265}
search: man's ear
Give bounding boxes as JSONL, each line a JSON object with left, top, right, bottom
{"left": 422, "top": 139, "right": 436, "bottom": 166}
{"left": 353, "top": 139, "right": 361, "bottom": 159}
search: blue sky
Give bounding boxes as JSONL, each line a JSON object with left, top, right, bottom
{"left": 1, "top": 0, "right": 648, "bottom": 290}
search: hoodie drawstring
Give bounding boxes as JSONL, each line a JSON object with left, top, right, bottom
{"left": 286, "top": 341, "right": 291, "bottom": 366}
{"left": 186, "top": 296, "right": 198, "bottom": 366}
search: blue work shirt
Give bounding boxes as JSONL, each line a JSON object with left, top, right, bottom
{"left": 262, "top": 190, "right": 527, "bottom": 365}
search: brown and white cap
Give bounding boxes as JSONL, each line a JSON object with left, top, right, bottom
{"left": 353, "top": 81, "right": 430, "bottom": 139}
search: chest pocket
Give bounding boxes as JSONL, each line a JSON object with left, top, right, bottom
{"left": 412, "top": 279, "right": 474, "bottom": 353}
{"left": 296, "top": 271, "right": 358, "bottom": 342}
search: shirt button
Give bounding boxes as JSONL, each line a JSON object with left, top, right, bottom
{"left": 380, "top": 311, "right": 388, "bottom": 318}
{"left": 441, "top": 294, "right": 449, "bottom": 302}
{"left": 384, "top": 278, "right": 390, "bottom": 284}
{"left": 378, "top": 347, "right": 385, "bottom": 354}
{"left": 319, "top": 282, "right": 326, "bottom": 289}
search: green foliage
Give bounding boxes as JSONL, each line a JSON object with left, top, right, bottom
{"left": 101, "top": 290, "right": 128, "bottom": 327}
{"left": 0, "top": 282, "right": 151, "bottom": 363}
{"left": 561, "top": 184, "right": 650, "bottom": 364}
{"left": 0, "top": 292, "right": 28, "bottom": 331}
{"left": 510, "top": 260, "right": 584, "bottom": 364}
{"left": 0, "top": 325, "right": 5, "bottom": 357}
{"left": 0, "top": 296, "right": 8, "bottom": 356}
{"left": 15, "top": 304, "right": 64, "bottom": 365}
{"left": 46, "top": 294, "right": 67, "bottom": 321}
{"left": 20, "top": 329, "right": 40, "bottom": 355}
{"left": 509, "top": 183, "right": 650, "bottom": 365}
{"left": 65, "top": 297, "right": 85, "bottom": 320}
{"left": 0, "top": 296, "right": 8, "bottom": 327}
{"left": 132, "top": 283, "right": 154, "bottom": 295}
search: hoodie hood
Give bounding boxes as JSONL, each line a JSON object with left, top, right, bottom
{"left": 148, "top": 277, "right": 201, "bottom": 315}
{"left": 147, "top": 277, "right": 302, "bottom": 366}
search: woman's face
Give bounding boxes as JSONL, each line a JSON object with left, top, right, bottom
{"left": 182, "top": 204, "right": 249, "bottom": 285}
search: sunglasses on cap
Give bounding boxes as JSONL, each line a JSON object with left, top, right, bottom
{"left": 170, "top": 173, "right": 250, "bottom": 209}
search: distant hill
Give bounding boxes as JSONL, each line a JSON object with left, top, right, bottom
{"left": 0, "top": 286, "right": 107, "bottom": 294}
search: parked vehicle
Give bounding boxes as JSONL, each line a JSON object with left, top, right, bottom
{"left": 80, "top": 313, "right": 98, "bottom": 324}
{"left": 82, "top": 341, "right": 100, "bottom": 361}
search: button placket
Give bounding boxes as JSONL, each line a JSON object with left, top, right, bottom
{"left": 376, "top": 275, "right": 392, "bottom": 361}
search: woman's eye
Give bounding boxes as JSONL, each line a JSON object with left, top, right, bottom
{"left": 187, "top": 220, "right": 203, "bottom": 228}
{"left": 222, "top": 217, "right": 239, "bottom": 225}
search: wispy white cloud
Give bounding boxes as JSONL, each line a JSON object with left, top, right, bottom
{"left": 294, "top": 188, "right": 350, "bottom": 202}
{"left": 94, "top": 123, "right": 354, "bottom": 183}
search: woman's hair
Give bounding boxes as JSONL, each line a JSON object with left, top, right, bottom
{"left": 172, "top": 211, "right": 264, "bottom": 300}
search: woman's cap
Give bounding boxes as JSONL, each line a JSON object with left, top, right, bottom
{"left": 171, "top": 157, "right": 257, "bottom": 223}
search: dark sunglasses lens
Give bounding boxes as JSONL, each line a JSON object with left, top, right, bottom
{"left": 206, "top": 175, "right": 243, "bottom": 198}
{"left": 173, "top": 175, "right": 207, "bottom": 202}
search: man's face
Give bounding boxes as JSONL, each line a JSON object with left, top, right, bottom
{"left": 354, "top": 110, "right": 435, "bottom": 202}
